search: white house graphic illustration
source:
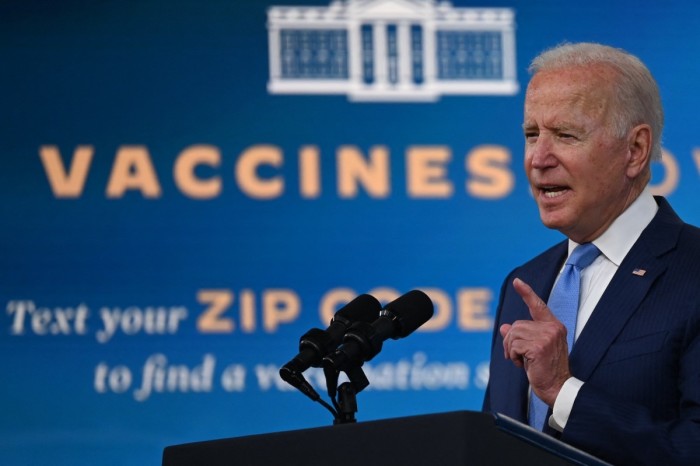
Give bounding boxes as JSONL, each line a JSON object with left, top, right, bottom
{"left": 267, "top": 0, "right": 518, "bottom": 102}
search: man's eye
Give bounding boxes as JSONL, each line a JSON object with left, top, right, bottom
{"left": 524, "top": 132, "right": 538, "bottom": 141}
{"left": 559, "top": 133, "right": 576, "bottom": 140}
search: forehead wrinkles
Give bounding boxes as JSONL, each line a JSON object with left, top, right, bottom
{"left": 524, "top": 67, "right": 616, "bottom": 128}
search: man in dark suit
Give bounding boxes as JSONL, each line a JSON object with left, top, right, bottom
{"left": 483, "top": 42, "right": 700, "bottom": 465}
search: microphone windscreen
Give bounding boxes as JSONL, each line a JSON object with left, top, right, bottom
{"left": 335, "top": 293, "right": 381, "bottom": 323}
{"left": 384, "top": 290, "right": 434, "bottom": 338}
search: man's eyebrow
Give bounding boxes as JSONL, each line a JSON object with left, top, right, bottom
{"left": 521, "top": 121, "right": 581, "bottom": 132}
{"left": 551, "top": 123, "right": 585, "bottom": 134}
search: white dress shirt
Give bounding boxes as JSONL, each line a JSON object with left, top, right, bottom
{"left": 546, "top": 188, "right": 658, "bottom": 431}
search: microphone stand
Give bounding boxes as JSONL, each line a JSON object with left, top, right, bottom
{"left": 336, "top": 383, "right": 357, "bottom": 424}
{"left": 280, "top": 361, "right": 369, "bottom": 424}
{"left": 279, "top": 367, "right": 339, "bottom": 419}
{"left": 323, "top": 363, "right": 370, "bottom": 424}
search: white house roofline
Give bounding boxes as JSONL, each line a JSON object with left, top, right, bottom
{"left": 267, "top": 0, "right": 519, "bottom": 102}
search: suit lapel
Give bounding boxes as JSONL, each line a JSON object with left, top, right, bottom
{"left": 569, "top": 197, "right": 682, "bottom": 380}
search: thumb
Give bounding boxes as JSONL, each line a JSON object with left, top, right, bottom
{"left": 499, "top": 323, "right": 512, "bottom": 339}
{"left": 513, "top": 277, "right": 556, "bottom": 322}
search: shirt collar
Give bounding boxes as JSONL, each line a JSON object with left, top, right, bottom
{"left": 568, "top": 188, "right": 658, "bottom": 266}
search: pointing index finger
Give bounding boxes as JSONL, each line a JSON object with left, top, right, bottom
{"left": 513, "top": 277, "right": 556, "bottom": 322}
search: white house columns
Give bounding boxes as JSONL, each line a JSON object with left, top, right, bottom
{"left": 267, "top": 0, "right": 518, "bottom": 102}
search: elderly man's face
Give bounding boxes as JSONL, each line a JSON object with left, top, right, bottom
{"left": 523, "top": 65, "right": 637, "bottom": 243}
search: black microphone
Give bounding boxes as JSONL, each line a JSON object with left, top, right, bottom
{"left": 280, "top": 293, "right": 381, "bottom": 377}
{"left": 322, "top": 290, "right": 434, "bottom": 373}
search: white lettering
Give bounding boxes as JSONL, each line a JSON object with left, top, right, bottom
{"left": 133, "top": 353, "right": 215, "bottom": 401}
{"left": 96, "top": 306, "right": 187, "bottom": 343}
{"left": 6, "top": 301, "right": 89, "bottom": 336}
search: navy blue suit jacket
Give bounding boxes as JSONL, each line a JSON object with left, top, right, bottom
{"left": 483, "top": 197, "right": 700, "bottom": 465}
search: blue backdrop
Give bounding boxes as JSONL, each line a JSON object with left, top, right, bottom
{"left": 1, "top": 0, "right": 698, "bottom": 464}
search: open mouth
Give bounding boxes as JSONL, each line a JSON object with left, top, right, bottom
{"left": 540, "top": 186, "right": 569, "bottom": 198}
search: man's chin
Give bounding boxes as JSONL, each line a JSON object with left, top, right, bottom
{"left": 538, "top": 212, "right": 571, "bottom": 232}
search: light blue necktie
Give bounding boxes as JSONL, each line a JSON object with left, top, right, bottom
{"left": 528, "top": 242, "right": 601, "bottom": 430}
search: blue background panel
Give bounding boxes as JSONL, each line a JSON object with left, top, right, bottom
{"left": 1, "top": 1, "right": 698, "bottom": 464}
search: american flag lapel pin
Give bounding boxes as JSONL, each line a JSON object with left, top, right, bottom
{"left": 632, "top": 268, "right": 647, "bottom": 277}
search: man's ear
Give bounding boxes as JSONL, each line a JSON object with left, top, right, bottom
{"left": 626, "top": 124, "right": 652, "bottom": 179}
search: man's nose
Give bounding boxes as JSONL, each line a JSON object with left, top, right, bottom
{"left": 528, "top": 136, "right": 558, "bottom": 169}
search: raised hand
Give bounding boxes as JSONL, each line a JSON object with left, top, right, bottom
{"left": 499, "top": 277, "right": 572, "bottom": 405}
